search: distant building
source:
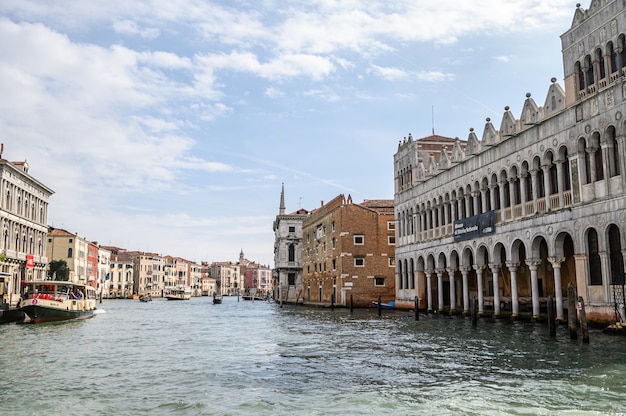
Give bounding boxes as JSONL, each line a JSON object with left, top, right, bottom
{"left": 302, "top": 195, "right": 396, "bottom": 307}
{"left": 394, "top": 0, "right": 626, "bottom": 325}
{"left": 129, "top": 251, "right": 164, "bottom": 297}
{"left": 47, "top": 227, "right": 89, "bottom": 284}
{"left": 0, "top": 158, "right": 54, "bottom": 308}
{"left": 101, "top": 246, "right": 134, "bottom": 298}
{"left": 272, "top": 184, "right": 308, "bottom": 303}
{"left": 209, "top": 261, "right": 241, "bottom": 296}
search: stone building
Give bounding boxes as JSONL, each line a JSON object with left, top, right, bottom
{"left": 0, "top": 158, "right": 53, "bottom": 308}
{"left": 102, "top": 246, "right": 134, "bottom": 298}
{"left": 47, "top": 227, "right": 89, "bottom": 283}
{"left": 302, "top": 194, "right": 395, "bottom": 307}
{"left": 394, "top": 0, "right": 626, "bottom": 325}
{"left": 272, "top": 184, "right": 308, "bottom": 303}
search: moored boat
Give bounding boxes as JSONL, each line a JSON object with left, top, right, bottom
{"left": 164, "top": 286, "right": 192, "bottom": 300}
{"left": 372, "top": 300, "right": 396, "bottom": 310}
{"left": 213, "top": 293, "right": 223, "bottom": 304}
{"left": 18, "top": 280, "right": 97, "bottom": 324}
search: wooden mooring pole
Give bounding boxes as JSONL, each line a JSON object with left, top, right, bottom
{"left": 578, "top": 296, "right": 589, "bottom": 344}
{"left": 414, "top": 296, "right": 419, "bottom": 321}
{"left": 331, "top": 293, "right": 335, "bottom": 311}
{"left": 547, "top": 295, "right": 556, "bottom": 337}
{"left": 567, "top": 283, "right": 577, "bottom": 340}
{"left": 350, "top": 294, "right": 353, "bottom": 313}
{"left": 377, "top": 294, "right": 381, "bottom": 317}
{"left": 470, "top": 296, "right": 478, "bottom": 328}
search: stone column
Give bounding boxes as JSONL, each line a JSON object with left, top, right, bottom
{"left": 447, "top": 268, "right": 457, "bottom": 313}
{"left": 460, "top": 266, "right": 471, "bottom": 314}
{"left": 508, "top": 178, "right": 517, "bottom": 219}
{"left": 426, "top": 271, "right": 433, "bottom": 312}
{"left": 526, "top": 260, "right": 542, "bottom": 319}
{"left": 464, "top": 195, "right": 471, "bottom": 218}
{"left": 498, "top": 180, "right": 507, "bottom": 220}
{"left": 506, "top": 262, "right": 520, "bottom": 317}
{"left": 530, "top": 169, "right": 539, "bottom": 214}
{"left": 574, "top": 254, "right": 588, "bottom": 304}
{"left": 436, "top": 269, "right": 444, "bottom": 312}
{"left": 600, "top": 142, "right": 611, "bottom": 196}
{"left": 548, "top": 257, "right": 565, "bottom": 321}
{"left": 520, "top": 173, "right": 528, "bottom": 216}
{"left": 443, "top": 203, "right": 450, "bottom": 235}
{"left": 555, "top": 158, "right": 565, "bottom": 208}
{"left": 480, "top": 188, "right": 488, "bottom": 213}
{"left": 450, "top": 199, "right": 457, "bottom": 223}
{"left": 490, "top": 263, "right": 501, "bottom": 316}
{"left": 587, "top": 147, "right": 598, "bottom": 183}
{"left": 592, "top": 56, "right": 601, "bottom": 87}
{"left": 542, "top": 164, "right": 552, "bottom": 211}
{"left": 472, "top": 191, "right": 480, "bottom": 216}
{"left": 474, "top": 265, "right": 485, "bottom": 314}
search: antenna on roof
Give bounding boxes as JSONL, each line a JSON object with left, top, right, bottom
{"left": 431, "top": 105, "right": 435, "bottom": 136}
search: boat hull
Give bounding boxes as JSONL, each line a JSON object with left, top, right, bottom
{"left": 19, "top": 304, "right": 95, "bottom": 324}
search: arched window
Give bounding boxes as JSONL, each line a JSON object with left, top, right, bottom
{"left": 608, "top": 225, "right": 624, "bottom": 284}
{"left": 588, "top": 228, "right": 602, "bottom": 285}
{"left": 398, "top": 261, "right": 403, "bottom": 289}
{"left": 68, "top": 247, "right": 73, "bottom": 258}
{"left": 606, "top": 126, "right": 620, "bottom": 177}
{"left": 409, "top": 258, "right": 415, "bottom": 290}
{"left": 288, "top": 244, "right": 295, "bottom": 262}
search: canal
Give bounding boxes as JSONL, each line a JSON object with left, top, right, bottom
{"left": 1, "top": 296, "right": 625, "bottom": 415}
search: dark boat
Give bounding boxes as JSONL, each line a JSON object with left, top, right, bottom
{"left": 18, "top": 281, "right": 97, "bottom": 324}
{"left": 213, "top": 293, "right": 223, "bottom": 304}
{"left": 139, "top": 293, "right": 152, "bottom": 302}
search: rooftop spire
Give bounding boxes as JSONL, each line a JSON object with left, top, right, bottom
{"left": 279, "top": 183, "right": 285, "bottom": 215}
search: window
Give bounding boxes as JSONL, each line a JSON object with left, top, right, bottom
{"left": 288, "top": 226, "right": 295, "bottom": 233}
{"left": 331, "top": 222, "right": 335, "bottom": 232}
{"left": 332, "top": 259, "right": 336, "bottom": 270}
{"left": 388, "top": 221, "right": 395, "bottom": 230}
{"left": 68, "top": 248, "right": 73, "bottom": 258}
{"left": 389, "top": 257, "right": 395, "bottom": 267}
{"left": 288, "top": 273, "right": 296, "bottom": 286}
{"left": 355, "top": 257, "right": 365, "bottom": 267}
{"left": 374, "top": 277, "right": 385, "bottom": 286}
{"left": 354, "top": 235, "right": 364, "bottom": 245}
{"left": 288, "top": 244, "right": 295, "bottom": 262}
{"left": 316, "top": 226, "right": 323, "bottom": 239}
{"left": 388, "top": 236, "right": 396, "bottom": 245}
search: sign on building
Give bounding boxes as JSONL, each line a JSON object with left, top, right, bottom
{"left": 453, "top": 211, "right": 496, "bottom": 242}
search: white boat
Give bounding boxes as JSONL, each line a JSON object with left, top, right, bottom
{"left": 18, "top": 280, "right": 98, "bottom": 324}
{"left": 164, "top": 286, "right": 192, "bottom": 300}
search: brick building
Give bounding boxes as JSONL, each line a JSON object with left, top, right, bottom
{"left": 302, "top": 194, "right": 395, "bottom": 307}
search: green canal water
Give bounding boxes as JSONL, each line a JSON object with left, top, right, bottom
{"left": 1, "top": 296, "right": 625, "bottom": 415}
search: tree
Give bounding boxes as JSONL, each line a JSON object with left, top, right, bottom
{"left": 48, "top": 260, "right": 70, "bottom": 281}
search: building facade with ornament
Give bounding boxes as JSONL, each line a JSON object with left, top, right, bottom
{"left": 394, "top": 0, "right": 626, "bottom": 325}
{"left": 0, "top": 158, "right": 53, "bottom": 309}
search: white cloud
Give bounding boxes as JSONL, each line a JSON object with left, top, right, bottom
{"left": 494, "top": 55, "right": 514, "bottom": 63}
{"left": 265, "top": 87, "right": 285, "bottom": 98}
{"left": 370, "top": 64, "right": 410, "bottom": 81}
{"left": 113, "top": 19, "right": 160, "bottom": 39}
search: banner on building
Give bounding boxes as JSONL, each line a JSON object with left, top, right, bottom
{"left": 26, "top": 254, "right": 35, "bottom": 268}
{"left": 453, "top": 210, "right": 496, "bottom": 242}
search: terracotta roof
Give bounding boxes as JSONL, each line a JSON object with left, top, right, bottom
{"left": 48, "top": 227, "right": 76, "bottom": 237}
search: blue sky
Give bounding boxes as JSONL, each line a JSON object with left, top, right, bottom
{"left": 0, "top": 0, "right": 577, "bottom": 266}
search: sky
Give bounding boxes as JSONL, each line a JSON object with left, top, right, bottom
{"left": 0, "top": 0, "right": 579, "bottom": 267}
